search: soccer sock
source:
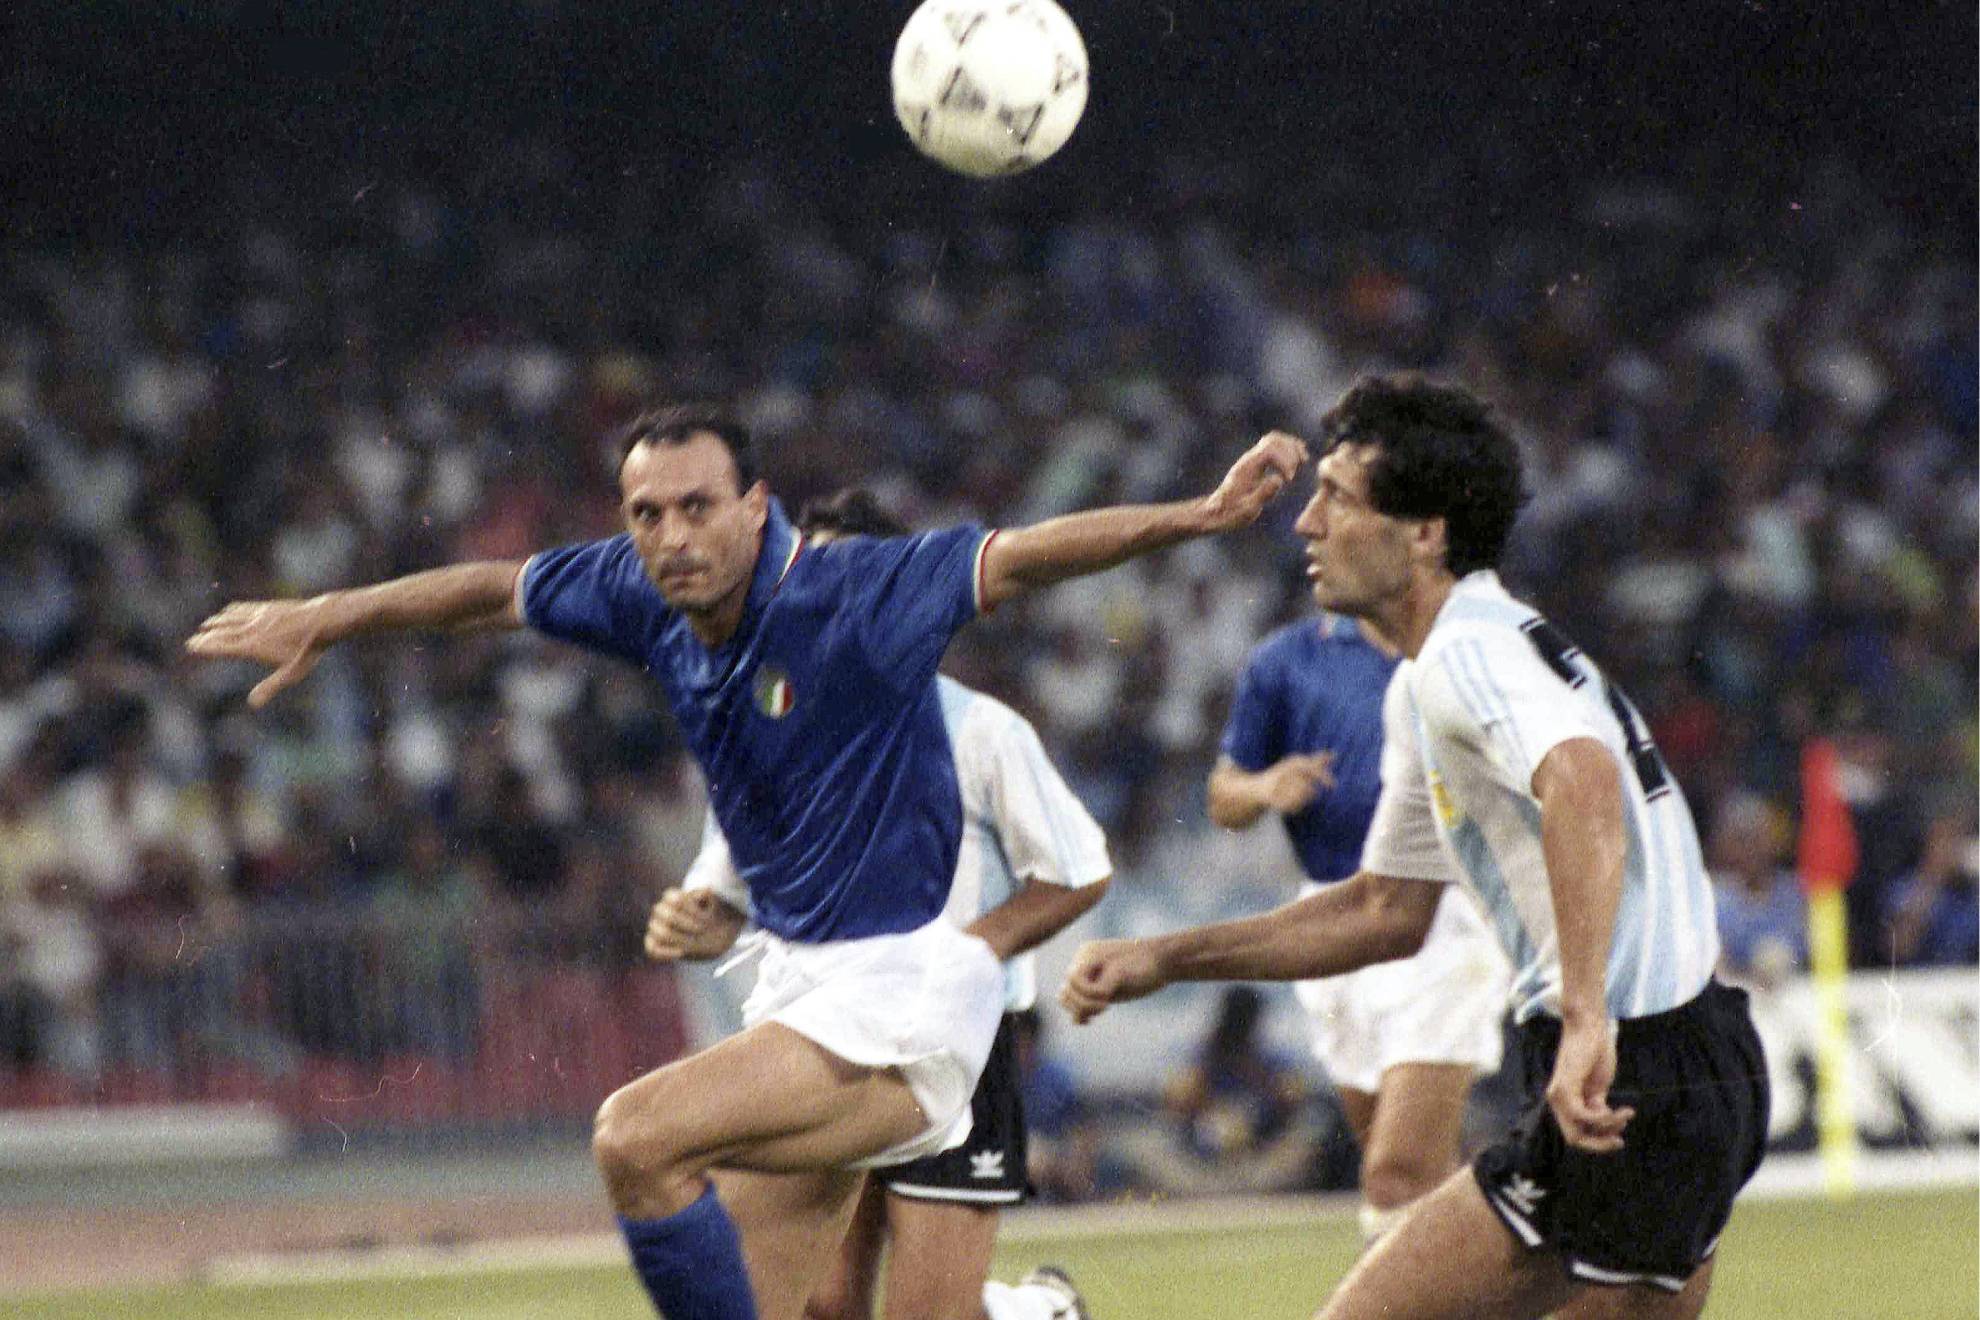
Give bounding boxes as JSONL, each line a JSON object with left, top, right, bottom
{"left": 982, "top": 1280, "right": 1063, "bottom": 1320}
{"left": 1358, "top": 1200, "right": 1408, "bottom": 1248}
{"left": 617, "top": 1183, "right": 759, "bottom": 1319}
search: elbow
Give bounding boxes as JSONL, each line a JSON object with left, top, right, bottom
{"left": 1206, "top": 796, "right": 1247, "bottom": 831}
{"left": 1359, "top": 882, "right": 1436, "bottom": 964}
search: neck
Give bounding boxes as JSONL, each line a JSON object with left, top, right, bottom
{"left": 1376, "top": 569, "right": 1459, "bottom": 659}
{"left": 685, "top": 583, "right": 751, "bottom": 647}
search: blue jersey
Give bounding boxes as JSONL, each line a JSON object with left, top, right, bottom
{"left": 520, "top": 500, "right": 991, "bottom": 942}
{"left": 1219, "top": 616, "right": 1398, "bottom": 884}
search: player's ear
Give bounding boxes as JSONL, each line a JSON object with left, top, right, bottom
{"left": 1411, "top": 516, "right": 1449, "bottom": 570}
{"left": 743, "top": 480, "right": 769, "bottom": 529}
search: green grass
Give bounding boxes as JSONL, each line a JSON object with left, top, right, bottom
{"left": 15, "top": 1188, "right": 1975, "bottom": 1319}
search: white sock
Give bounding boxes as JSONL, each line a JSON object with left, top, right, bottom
{"left": 982, "top": 1279, "right": 1062, "bottom": 1320}
{"left": 1359, "top": 1200, "right": 1408, "bottom": 1247}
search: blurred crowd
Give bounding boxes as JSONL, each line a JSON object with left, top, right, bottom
{"left": 0, "top": 143, "right": 1972, "bottom": 1088}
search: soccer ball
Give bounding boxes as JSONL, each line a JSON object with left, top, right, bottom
{"left": 890, "top": 0, "right": 1089, "bottom": 178}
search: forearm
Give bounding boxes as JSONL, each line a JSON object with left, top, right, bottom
{"left": 1150, "top": 876, "right": 1429, "bottom": 984}
{"left": 311, "top": 562, "right": 527, "bottom": 642}
{"left": 979, "top": 500, "right": 1215, "bottom": 608}
{"left": 1206, "top": 764, "right": 1270, "bottom": 830}
{"left": 1536, "top": 750, "right": 1627, "bottom": 1023}
{"left": 967, "top": 878, "right": 1109, "bottom": 960}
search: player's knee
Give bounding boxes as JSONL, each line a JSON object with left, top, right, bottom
{"left": 1361, "top": 1152, "right": 1445, "bottom": 1210}
{"left": 592, "top": 1087, "right": 676, "bottom": 1197}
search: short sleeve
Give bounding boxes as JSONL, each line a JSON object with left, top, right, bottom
{"left": 1360, "top": 669, "right": 1457, "bottom": 883}
{"left": 518, "top": 535, "right": 660, "bottom": 667}
{"left": 976, "top": 705, "right": 1112, "bottom": 890}
{"left": 840, "top": 525, "right": 992, "bottom": 690}
{"left": 1219, "top": 648, "right": 1285, "bottom": 772}
{"left": 1432, "top": 631, "right": 1608, "bottom": 790}
{"left": 680, "top": 810, "right": 754, "bottom": 915}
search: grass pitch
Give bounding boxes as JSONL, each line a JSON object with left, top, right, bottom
{"left": 13, "top": 1186, "right": 1975, "bottom": 1319}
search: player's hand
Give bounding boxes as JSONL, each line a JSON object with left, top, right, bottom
{"left": 186, "top": 599, "right": 332, "bottom": 708}
{"left": 644, "top": 887, "right": 747, "bottom": 962}
{"left": 1262, "top": 752, "right": 1336, "bottom": 814}
{"left": 1200, "top": 431, "right": 1308, "bottom": 532}
{"left": 1059, "top": 939, "right": 1167, "bottom": 1024}
{"left": 1546, "top": 1013, "right": 1634, "bottom": 1154}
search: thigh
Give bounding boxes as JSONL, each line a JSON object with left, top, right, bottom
{"left": 1317, "top": 1167, "right": 1578, "bottom": 1320}
{"left": 880, "top": 1194, "right": 1001, "bottom": 1320}
{"left": 604, "top": 1020, "right": 932, "bottom": 1175}
{"left": 1365, "top": 1062, "right": 1475, "bottom": 1176}
{"left": 715, "top": 1167, "right": 868, "bottom": 1320}
{"left": 1554, "top": 1258, "right": 1714, "bottom": 1320}
{"left": 804, "top": 1177, "right": 887, "bottom": 1320}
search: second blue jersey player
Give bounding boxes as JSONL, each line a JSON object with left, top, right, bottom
{"left": 187, "top": 403, "right": 1305, "bottom": 1320}
{"left": 1212, "top": 611, "right": 1509, "bottom": 1247}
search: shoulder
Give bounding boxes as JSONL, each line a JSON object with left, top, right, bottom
{"left": 941, "top": 677, "right": 1038, "bottom": 755}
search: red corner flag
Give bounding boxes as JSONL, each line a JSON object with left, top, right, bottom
{"left": 1797, "top": 739, "right": 1860, "bottom": 895}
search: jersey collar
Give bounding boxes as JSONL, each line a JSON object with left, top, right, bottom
{"left": 739, "top": 498, "right": 803, "bottom": 625}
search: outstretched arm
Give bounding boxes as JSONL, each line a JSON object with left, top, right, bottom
{"left": 977, "top": 432, "right": 1305, "bottom": 609}
{"left": 1058, "top": 872, "right": 1442, "bottom": 1023}
{"left": 187, "top": 560, "right": 528, "bottom": 707}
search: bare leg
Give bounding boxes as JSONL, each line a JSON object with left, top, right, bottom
{"left": 594, "top": 1022, "right": 930, "bottom": 1316}
{"left": 594, "top": 1021, "right": 929, "bottom": 1219}
{"left": 1360, "top": 1063, "right": 1474, "bottom": 1212}
{"left": 803, "top": 1177, "right": 887, "bottom": 1320}
{"left": 878, "top": 1194, "right": 1001, "bottom": 1320}
{"left": 1554, "top": 1259, "right": 1715, "bottom": 1320}
{"left": 1317, "top": 1167, "right": 1580, "bottom": 1320}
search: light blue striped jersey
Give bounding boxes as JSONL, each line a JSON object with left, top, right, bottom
{"left": 1361, "top": 571, "right": 1719, "bottom": 1023}
{"left": 683, "top": 675, "right": 1112, "bottom": 1011}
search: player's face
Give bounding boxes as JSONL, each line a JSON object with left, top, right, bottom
{"left": 1293, "top": 444, "right": 1413, "bottom": 616}
{"left": 620, "top": 433, "right": 768, "bottom": 615}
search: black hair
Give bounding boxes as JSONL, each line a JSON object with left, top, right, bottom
{"left": 796, "top": 487, "right": 910, "bottom": 539}
{"left": 618, "top": 402, "right": 759, "bottom": 494}
{"left": 1317, "top": 375, "right": 1526, "bottom": 576}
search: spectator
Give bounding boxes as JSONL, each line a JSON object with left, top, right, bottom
{"left": 1880, "top": 804, "right": 1980, "bottom": 968}
{"left": 1710, "top": 791, "right": 1808, "bottom": 989}
{"left": 371, "top": 820, "right": 485, "bottom": 1061}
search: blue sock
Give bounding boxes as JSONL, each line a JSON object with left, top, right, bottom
{"left": 617, "top": 1183, "right": 758, "bottom": 1319}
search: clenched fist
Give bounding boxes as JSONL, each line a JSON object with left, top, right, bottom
{"left": 1058, "top": 938, "right": 1168, "bottom": 1025}
{"left": 645, "top": 887, "right": 748, "bottom": 962}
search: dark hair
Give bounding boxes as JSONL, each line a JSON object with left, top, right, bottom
{"left": 1317, "top": 375, "right": 1526, "bottom": 576}
{"left": 797, "top": 487, "right": 910, "bottom": 539}
{"left": 618, "top": 403, "right": 759, "bottom": 493}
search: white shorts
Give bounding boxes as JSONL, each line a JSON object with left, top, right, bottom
{"left": 740, "top": 918, "right": 1006, "bottom": 1170}
{"left": 1294, "top": 883, "right": 1510, "bottom": 1095}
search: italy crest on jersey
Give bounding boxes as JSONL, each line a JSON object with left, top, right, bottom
{"left": 753, "top": 665, "right": 796, "bottom": 718}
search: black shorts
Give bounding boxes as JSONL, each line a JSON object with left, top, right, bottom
{"left": 877, "top": 1013, "right": 1028, "bottom": 1205}
{"left": 1473, "top": 981, "right": 1769, "bottom": 1292}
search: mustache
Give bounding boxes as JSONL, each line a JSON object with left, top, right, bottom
{"left": 650, "top": 554, "right": 707, "bottom": 578}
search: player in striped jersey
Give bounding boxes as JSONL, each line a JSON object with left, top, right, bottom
{"left": 648, "top": 489, "right": 1109, "bottom": 1320}
{"left": 1061, "top": 376, "right": 1768, "bottom": 1319}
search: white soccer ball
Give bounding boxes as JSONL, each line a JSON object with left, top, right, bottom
{"left": 890, "top": 0, "right": 1089, "bottom": 178}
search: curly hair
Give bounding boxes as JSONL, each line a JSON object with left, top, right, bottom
{"left": 1317, "top": 375, "right": 1526, "bottom": 576}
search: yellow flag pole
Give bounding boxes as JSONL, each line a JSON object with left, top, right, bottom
{"left": 1806, "top": 886, "right": 1857, "bottom": 1198}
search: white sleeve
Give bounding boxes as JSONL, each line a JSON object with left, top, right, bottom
{"left": 1359, "top": 668, "right": 1458, "bottom": 883}
{"left": 978, "top": 706, "right": 1112, "bottom": 890}
{"left": 679, "top": 810, "right": 753, "bottom": 915}
{"left": 1430, "top": 628, "right": 1609, "bottom": 790}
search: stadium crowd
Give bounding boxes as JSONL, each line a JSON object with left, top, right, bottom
{"left": 0, "top": 144, "right": 1972, "bottom": 1108}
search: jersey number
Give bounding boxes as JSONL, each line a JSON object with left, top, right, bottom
{"left": 1518, "top": 618, "right": 1671, "bottom": 800}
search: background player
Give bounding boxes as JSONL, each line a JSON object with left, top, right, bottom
{"left": 1210, "top": 598, "right": 1509, "bottom": 1246}
{"left": 647, "top": 487, "right": 1109, "bottom": 1320}
{"left": 187, "top": 404, "right": 1304, "bottom": 1319}
{"left": 1062, "top": 376, "right": 1768, "bottom": 1319}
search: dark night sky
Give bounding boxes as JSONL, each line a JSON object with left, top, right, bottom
{"left": 5, "top": 1, "right": 1973, "bottom": 240}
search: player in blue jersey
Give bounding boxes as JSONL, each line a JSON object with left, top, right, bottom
{"left": 187, "top": 403, "right": 1303, "bottom": 1320}
{"left": 1211, "top": 609, "right": 1508, "bottom": 1248}
{"left": 648, "top": 488, "right": 1108, "bottom": 1320}
{"left": 1063, "top": 376, "right": 1767, "bottom": 1320}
